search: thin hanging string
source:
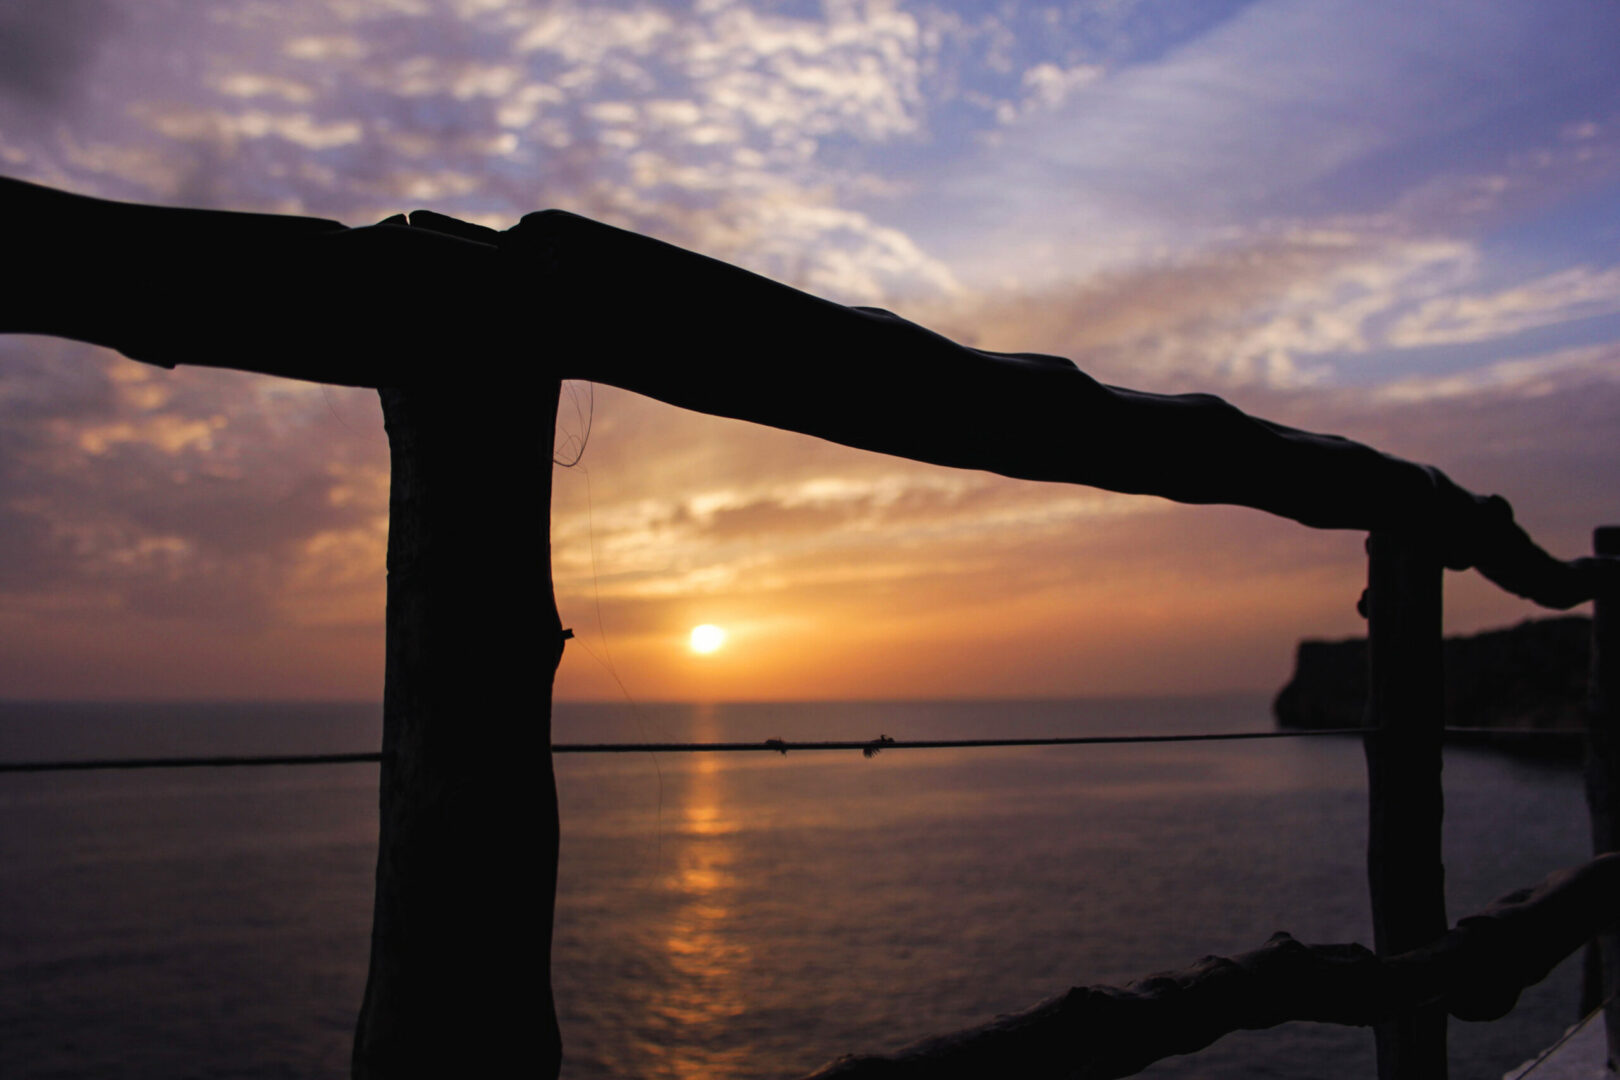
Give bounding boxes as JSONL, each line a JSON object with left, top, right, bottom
{"left": 570, "top": 458, "right": 670, "bottom": 878}
{"left": 552, "top": 380, "right": 594, "bottom": 467}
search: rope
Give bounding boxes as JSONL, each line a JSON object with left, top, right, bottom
{"left": 0, "top": 751, "right": 384, "bottom": 773}
{"left": 551, "top": 729, "right": 1370, "bottom": 754}
{"left": 0, "top": 727, "right": 1364, "bottom": 773}
{"left": 0, "top": 724, "right": 1594, "bottom": 774}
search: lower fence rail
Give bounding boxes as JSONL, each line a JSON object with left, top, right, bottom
{"left": 795, "top": 855, "right": 1620, "bottom": 1080}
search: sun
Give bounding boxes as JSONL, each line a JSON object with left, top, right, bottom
{"left": 689, "top": 624, "right": 727, "bottom": 654}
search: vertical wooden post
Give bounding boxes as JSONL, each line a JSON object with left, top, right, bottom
{"left": 1584, "top": 525, "right": 1620, "bottom": 1066}
{"left": 352, "top": 377, "right": 566, "bottom": 1078}
{"left": 1363, "top": 533, "right": 1448, "bottom": 1079}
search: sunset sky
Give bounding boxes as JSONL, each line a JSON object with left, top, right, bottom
{"left": 0, "top": 0, "right": 1616, "bottom": 702}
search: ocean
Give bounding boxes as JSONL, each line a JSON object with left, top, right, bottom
{"left": 0, "top": 697, "right": 1595, "bottom": 1079}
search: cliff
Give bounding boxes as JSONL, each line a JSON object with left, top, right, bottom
{"left": 1274, "top": 616, "right": 1591, "bottom": 731}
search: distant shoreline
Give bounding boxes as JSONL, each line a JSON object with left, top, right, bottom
{"left": 1274, "top": 615, "right": 1591, "bottom": 762}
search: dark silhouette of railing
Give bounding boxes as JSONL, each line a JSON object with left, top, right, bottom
{"left": 1356, "top": 527, "right": 1620, "bottom": 1079}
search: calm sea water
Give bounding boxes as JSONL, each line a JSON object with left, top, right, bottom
{"left": 0, "top": 697, "right": 1593, "bottom": 1079}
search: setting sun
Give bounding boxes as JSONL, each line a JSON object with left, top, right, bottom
{"left": 689, "top": 624, "right": 727, "bottom": 654}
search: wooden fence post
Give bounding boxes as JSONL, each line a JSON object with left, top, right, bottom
{"left": 1585, "top": 525, "right": 1620, "bottom": 1067}
{"left": 1363, "top": 533, "right": 1448, "bottom": 1079}
{"left": 351, "top": 378, "right": 566, "bottom": 1078}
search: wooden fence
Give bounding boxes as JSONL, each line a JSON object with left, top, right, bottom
{"left": 345, "top": 381, "right": 1620, "bottom": 1078}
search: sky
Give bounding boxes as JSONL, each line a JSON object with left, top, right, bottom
{"left": 0, "top": 0, "right": 1616, "bottom": 702}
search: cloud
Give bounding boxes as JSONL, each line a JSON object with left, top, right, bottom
{"left": 911, "top": 231, "right": 1477, "bottom": 389}
{"left": 131, "top": 104, "right": 365, "bottom": 152}
{"left": 362, "top": 57, "right": 524, "bottom": 100}
{"left": 215, "top": 72, "right": 319, "bottom": 104}
{"left": 70, "top": 414, "right": 228, "bottom": 456}
{"left": 492, "top": 0, "right": 927, "bottom": 145}
{"left": 1372, "top": 343, "right": 1620, "bottom": 403}
{"left": 451, "top": 0, "right": 951, "bottom": 300}
{"left": 1386, "top": 266, "right": 1620, "bottom": 349}
{"left": 914, "top": 0, "right": 1620, "bottom": 284}
{"left": 0, "top": 343, "right": 388, "bottom": 652}
{"left": 11, "top": 0, "right": 957, "bottom": 299}
{"left": 283, "top": 34, "right": 370, "bottom": 62}
{"left": 995, "top": 61, "right": 1104, "bottom": 123}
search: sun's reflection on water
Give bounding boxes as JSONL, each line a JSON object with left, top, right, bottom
{"left": 643, "top": 705, "right": 754, "bottom": 1077}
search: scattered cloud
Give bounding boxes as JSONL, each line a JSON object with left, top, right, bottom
{"left": 1372, "top": 342, "right": 1620, "bottom": 403}
{"left": 132, "top": 104, "right": 366, "bottom": 152}
{"left": 1386, "top": 266, "right": 1620, "bottom": 349}
{"left": 913, "top": 0, "right": 1620, "bottom": 285}
{"left": 283, "top": 34, "right": 370, "bottom": 62}
{"left": 214, "top": 72, "right": 319, "bottom": 104}
{"left": 916, "top": 231, "right": 1477, "bottom": 389}
{"left": 995, "top": 61, "right": 1104, "bottom": 123}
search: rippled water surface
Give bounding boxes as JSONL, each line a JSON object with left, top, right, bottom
{"left": 0, "top": 698, "right": 1592, "bottom": 1078}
